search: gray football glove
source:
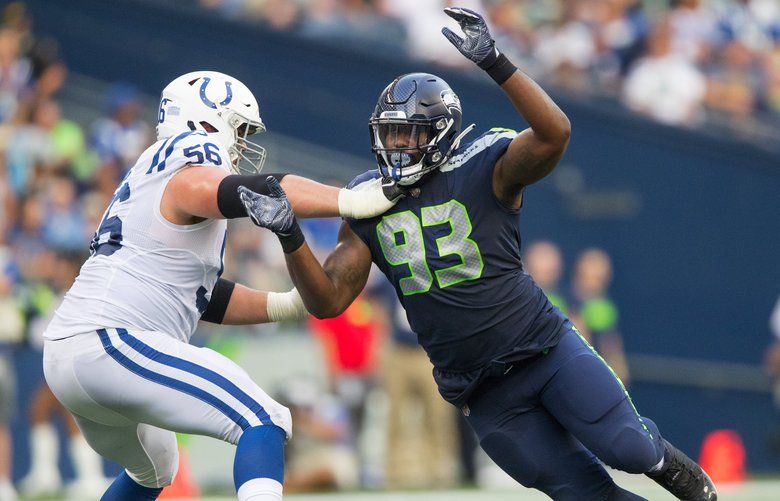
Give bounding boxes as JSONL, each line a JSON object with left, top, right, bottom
{"left": 441, "top": 7, "right": 498, "bottom": 69}
{"left": 238, "top": 177, "right": 297, "bottom": 234}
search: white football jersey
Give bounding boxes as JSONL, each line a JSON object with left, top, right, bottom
{"left": 45, "top": 131, "right": 231, "bottom": 342}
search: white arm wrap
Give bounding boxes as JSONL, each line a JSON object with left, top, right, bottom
{"left": 337, "top": 178, "right": 394, "bottom": 219}
{"left": 266, "top": 288, "right": 308, "bottom": 322}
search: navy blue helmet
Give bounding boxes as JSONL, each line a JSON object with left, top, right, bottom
{"left": 369, "top": 73, "right": 471, "bottom": 185}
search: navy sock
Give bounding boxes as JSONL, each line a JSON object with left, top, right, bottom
{"left": 233, "top": 425, "right": 285, "bottom": 490}
{"left": 101, "top": 471, "right": 162, "bottom": 501}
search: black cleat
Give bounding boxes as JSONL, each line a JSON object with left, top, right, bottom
{"left": 646, "top": 439, "right": 717, "bottom": 500}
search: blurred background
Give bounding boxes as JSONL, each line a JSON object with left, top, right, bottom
{"left": 0, "top": 0, "right": 779, "bottom": 499}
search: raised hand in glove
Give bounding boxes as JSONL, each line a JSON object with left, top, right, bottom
{"left": 239, "top": 177, "right": 305, "bottom": 253}
{"left": 441, "top": 7, "right": 517, "bottom": 85}
{"left": 441, "top": 7, "right": 498, "bottom": 69}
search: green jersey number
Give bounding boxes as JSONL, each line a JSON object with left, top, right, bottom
{"left": 376, "top": 200, "right": 483, "bottom": 296}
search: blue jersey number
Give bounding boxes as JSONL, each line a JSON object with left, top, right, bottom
{"left": 183, "top": 142, "right": 222, "bottom": 166}
{"left": 90, "top": 181, "right": 131, "bottom": 256}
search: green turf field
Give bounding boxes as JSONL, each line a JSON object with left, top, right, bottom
{"left": 219, "top": 477, "right": 778, "bottom": 501}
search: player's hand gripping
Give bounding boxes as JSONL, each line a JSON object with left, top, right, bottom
{"left": 441, "top": 7, "right": 498, "bottom": 69}
{"left": 239, "top": 177, "right": 296, "bottom": 233}
{"left": 239, "top": 178, "right": 305, "bottom": 253}
{"left": 337, "top": 176, "right": 416, "bottom": 219}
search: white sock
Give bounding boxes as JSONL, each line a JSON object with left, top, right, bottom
{"left": 69, "top": 434, "right": 105, "bottom": 481}
{"left": 237, "top": 478, "right": 283, "bottom": 501}
{"left": 27, "top": 424, "right": 60, "bottom": 479}
{"left": 0, "top": 478, "right": 19, "bottom": 500}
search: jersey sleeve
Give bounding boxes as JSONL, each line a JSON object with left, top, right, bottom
{"left": 146, "top": 131, "right": 231, "bottom": 176}
{"left": 345, "top": 169, "right": 381, "bottom": 190}
{"left": 449, "top": 128, "right": 520, "bottom": 213}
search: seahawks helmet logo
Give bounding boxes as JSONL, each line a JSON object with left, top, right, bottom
{"left": 199, "top": 77, "right": 233, "bottom": 109}
{"left": 441, "top": 89, "right": 460, "bottom": 112}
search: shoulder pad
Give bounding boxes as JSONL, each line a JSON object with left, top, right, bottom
{"left": 346, "top": 169, "right": 381, "bottom": 190}
{"left": 443, "top": 128, "right": 515, "bottom": 173}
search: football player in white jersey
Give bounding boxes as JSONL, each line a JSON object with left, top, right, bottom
{"left": 42, "top": 71, "right": 403, "bottom": 501}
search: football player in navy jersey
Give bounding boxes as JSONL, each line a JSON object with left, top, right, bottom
{"left": 239, "top": 7, "right": 717, "bottom": 501}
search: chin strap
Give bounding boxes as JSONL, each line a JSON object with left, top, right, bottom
{"left": 451, "top": 123, "right": 476, "bottom": 151}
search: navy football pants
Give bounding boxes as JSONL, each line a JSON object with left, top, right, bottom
{"left": 465, "top": 327, "right": 664, "bottom": 500}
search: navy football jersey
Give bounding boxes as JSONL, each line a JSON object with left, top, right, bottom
{"left": 347, "top": 129, "right": 567, "bottom": 404}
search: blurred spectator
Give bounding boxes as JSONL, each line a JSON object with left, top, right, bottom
{"left": 90, "top": 83, "right": 150, "bottom": 174}
{"left": 482, "top": 1, "right": 536, "bottom": 75}
{"left": 569, "top": 248, "right": 630, "bottom": 385}
{"left": 0, "top": 268, "right": 23, "bottom": 501}
{"left": 623, "top": 20, "right": 707, "bottom": 126}
{"left": 279, "top": 378, "right": 359, "bottom": 493}
{"left": 194, "top": 0, "right": 780, "bottom": 136}
{"left": 715, "top": 0, "right": 780, "bottom": 53}
{"left": 383, "top": 0, "right": 485, "bottom": 67}
{"left": 524, "top": 240, "right": 568, "bottom": 314}
{"left": 372, "top": 281, "right": 456, "bottom": 489}
{"left": 704, "top": 40, "right": 761, "bottom": 124}
{"left": 5, "top": 99, "right": 60, "bottom": 195}
{"left": 309, "top": 292, "right": 383, "bottom": 484}
{"left": 0, "top": 27, "right": 30, "bottom": 123}
{"left": 666, "top": 0, "right": 716, "bottom": 64}
{"left": 41, "top": 176, "right": 87, "bottom": 251}
{"left": 254, "top": 0, "right": 301, "bottom": 30}
{"left": 18, "top": 253, "right": 108, "bottom": 499}
{"left": 534, "top": 0, "right": 598, "bottom": 89}
{"left": 591, "top": 0, "right": 650, "bottom": 87}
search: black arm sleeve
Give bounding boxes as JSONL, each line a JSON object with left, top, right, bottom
{"left": 217, "top": 173, "right": 288, "bottom": 218}
{"left": 200, "top": 278, "right": 236, "bottom": 324}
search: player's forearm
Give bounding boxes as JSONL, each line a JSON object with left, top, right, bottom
{"left": 207, "top": 174, "right": 397, "bottom": 223}
{"left": 501, "top": 71, "right": 570, "bottom": 148}
{"left": 284, "top": 244, "right": 351, "bottom": 319}
{"left": 279, "top": 175, "right": 340, "bottom": 218}
{"left": 220, "top": 284, "right": 271, "bottom": 325}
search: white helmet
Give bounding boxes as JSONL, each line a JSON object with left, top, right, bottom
{"left": 156, "top": 71, "right": 266, "bottom": 174}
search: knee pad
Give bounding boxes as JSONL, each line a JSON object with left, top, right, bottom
{"left": 128, "top": 437, "right": 180, "bottom": 488}
{"left": 234, "top": 402, "right": 292, "bottom": 444}
{"left": 153, "top": 446, "right": 180, "bottom": 488}
{"left": 607, "top": 425, "right": 662, "bottom": 474}
{"left": 272, "top": 405, "right": 292, "bottom": 440}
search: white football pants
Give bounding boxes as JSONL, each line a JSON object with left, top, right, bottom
{"left": 43, "top": 328, "right": 291, "bottom": 488}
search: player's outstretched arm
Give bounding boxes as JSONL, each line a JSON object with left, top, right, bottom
{"left": 442, "top": 7, "right": 571, "bottom": 209}
{"left": 162, "top": 166, "right": 404, "bottom": 225}
{"left": 240, "top": 177, "right": 373, "bottom": 318}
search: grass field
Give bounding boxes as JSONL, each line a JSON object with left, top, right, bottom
{"left": 280, "top": 482, "right": 778, "bottom": 501}
{"left": 196, "top": 475, "right": 778, "bottom": 501}
{"left": 17, "top": 476, "right": 779, "bottom": 500}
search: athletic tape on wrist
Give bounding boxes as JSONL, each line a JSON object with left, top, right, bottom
{"left": 266, "top": 288, "right": 307, "bottom": 322}
{"left": 337, "top": 181, "right": 394, "bottom": 219}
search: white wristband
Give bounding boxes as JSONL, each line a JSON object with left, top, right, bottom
{"left": 337, "top": 178, "right": 395, "bottom": 219}
{"left": 266, "top": 288, "right": 308, "bottom": 322}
